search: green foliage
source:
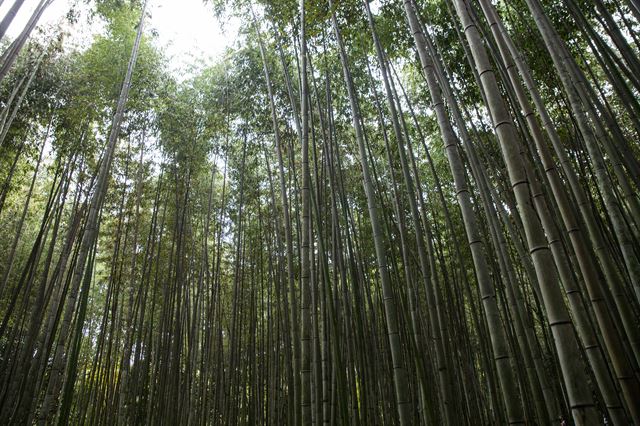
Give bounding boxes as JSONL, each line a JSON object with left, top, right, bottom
{"left": 1, "top": 0, "right": 639, "bottom": 424}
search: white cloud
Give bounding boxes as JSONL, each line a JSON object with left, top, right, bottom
{"left": 148, "top": 0, "right": 239, "bottom": 73}
{"left": 0, "top": 0, "right": 239, "bottom": 72}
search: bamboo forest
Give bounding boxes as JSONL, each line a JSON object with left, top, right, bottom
{"left": 1, "top": 0, "right": 640, "bottom": 424}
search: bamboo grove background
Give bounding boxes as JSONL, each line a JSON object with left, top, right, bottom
{"left": 0, "top": 0, "right": 639, "bottom": 424}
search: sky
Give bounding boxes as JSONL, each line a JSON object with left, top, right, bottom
{"left": 0, "top": 0, "right": 240, "bottom": 71}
